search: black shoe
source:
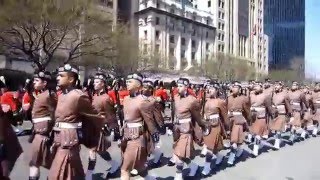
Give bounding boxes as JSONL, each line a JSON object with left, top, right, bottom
{"left": 29, "top": 177, "right": 39, "bottom": 180}
{"left": 167, "top": 160, "right": 175, "bottom": 166}
{"left": 148, "top": 153, "right": 163, "bottom": 168}
{"left": 106, "top": 168, "right": 120, "bottom": 179}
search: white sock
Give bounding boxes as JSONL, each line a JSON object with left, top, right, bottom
{"left": 201, "top": 145, "right": 208, "bottom": 155}
{"left": 201, "top": 162, "right": 211, "bottom": 175}
{"left": 227, "top": 152, "right": 236, "bottom": 165}
{"left": 153, "top": 148, "right": 162, "bottom": 163}
{"left": 29, "top": 166, "right": 40, "bottom": 177}
{"left": 85, "top": 170, "right": 93, "bottom": 180}
{"left": 313, "top": 128, "right": 318, "bottom": 135}
{"left": 274, "top": 138, "right": 281, "bottom": 149}
{"left": 215, "top": 153, "right": 224, "bottom": 165}
{"left": 108, "top": 160, "right": 120, "bottom": 173}
{"left": 188, "top": 162, "right": 198, "bottom": 176}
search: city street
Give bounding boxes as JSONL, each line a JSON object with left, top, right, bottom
{"left": 9, "top": 123, "right": 320, "bottom": 180}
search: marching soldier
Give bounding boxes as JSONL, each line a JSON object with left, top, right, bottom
{"left": 120, "top": 73, "right": 159, "bottom": 180}
{"left": 287, "top": 81, "right": 308, "bottom": 143}
{"left": 170, "top": 78, "right": 205, "bottom": 179}
{"left": 201, "top": 82, "right": 228, "bottom": 176}
{"left": 249, "top": 82, "right": 274, "bottom": 157}
{"left": 48, "top": 64, "right": 104, "bottom": 180}
{"left": 29, "top": 71, "right": 57, "bottom": 180}
{"left": 302, "top": 86, "right": 314, "bottom": 137}
{"left": 311, "top": 82, "right": 320, "bottom": 136}
{"left": 142, "top": 80, "right": 165, "bottom": 168}
{"left": 270, "top": 81, "right": 292, "bottom": 149}
{"left": 86, "top": 73, "right": 121, "bottom": 179}
{"left": 227, "top": 81, "right": 250, "bottom": 165}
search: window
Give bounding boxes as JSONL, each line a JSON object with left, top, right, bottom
{"left": 144, "top": 17, "right": 148, "bottom": 24}
{"left": 218, "top": 22, "right": 221, "bottom": 29}
{"left": 169, "top": 48, "right": 174, "bottom": 56}
{"left": 181, "top": 37, "right": 186, "bottom": 46}
{"left": 155, "top": 44, "right": 160, "bottom": 52}
{"left": 170, "top": 35, "right": 175, "bottom": 43}
{"left": 156, "top": 17, "right": 160, "bottom": 25}
{"left": 206, "top": 43, "right": 210, "bottom": 50}
{"left": 221, "top": 23, "right": 225, "bottom": 30}
{"left": 156, "top": 2, "right": 160, "bottom": 8}
{"left": 208, "top": 1, "right": 211, "bottom": 7}
{"left": 206, "top": 31, "right": 209, "bottom": 38}
{"left": 181, "top": 50, "right": 185, "bottom": 58}
{"left": 206, "top": 19, "right": 209, "bottom": 25}
{"left": 191, "top": 52, "right": 196, "bottom": 60}
{"left": 192, "top": 29, "right": 196, "bottom": 36}
{"left": 170, "top": 8, "right": 175, "bottom": 14}
{"left": 192, "top": 40, "right": 196, "bottom": 48}
{"left": 221, "top": 44, "right": 224, "bottom": 52}
{"left": 144, "top": 30, "right": 147, "bottom": 39}
{"left": 155, "top": 30, "right": 160, "bottom": 40}
{"left": 221, "top": 34, "right": 224, "bottom": 41}
{"left": 195, "top": 5, "right": 197, "bottom": 9}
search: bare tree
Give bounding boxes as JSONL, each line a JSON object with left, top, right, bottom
{"left": 0, "top": 0, "right": 114, "bottom": 71}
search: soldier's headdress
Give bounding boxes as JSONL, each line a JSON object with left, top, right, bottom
{"left": 33, "top": 71, "right": 52, "bottom": 81}
{"left": 94, "top": 73, "right": 109, "bottom": 83}
{"left": 0, "top": 76, "right": 6, "bottom": 88}
{"left": 265, "top": 78, "right": 271, "bottom": 83}
{"left": 232, "top": 81, "right": 242, "bottom": 88}
{"left": 177, "top": 78, "right": 190, "bottom": 86}
{"left": 206, "top": 82, "right": 220, "bottom": 89}
{"left": 143, "top": 80, "right": 154, "bottom": 88}
{"left": 58, "top": 64, "right": 79, "bottom": 74}
{"left": 292, "top": 81, "right": 299, "bottom": 86}
{"left": 127, "top": 73, "right": 144, "bottom": 84}
{"left": 274, "top": 81, "right": 284, "bottom": 86}
{"left": 254, "top": 81, "right": 263, "bottom": 87}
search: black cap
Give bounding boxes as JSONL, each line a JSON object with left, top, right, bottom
{"left": 127, "top": 73, "right": 144, "bottom": 83}
{"left": 143, "top": 80, "right": 154, "bottom": 88}
{"left": 58, "top": 64, "right": 79, "bottom": 74}
{"left": 177, "top": 78, "right": 190, "bottom": 86}
{"left": 33, "top": 71, "right": 52, "bottom": 81}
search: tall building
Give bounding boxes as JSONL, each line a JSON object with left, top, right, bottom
{"left": 198, "top": 0, "right": 269, "bottom": 75}
{"left": 264, "top": 0, "right": 305, "bottom": 73}
{"left": 135, "top": 0, "right": 216, "bottom": 71}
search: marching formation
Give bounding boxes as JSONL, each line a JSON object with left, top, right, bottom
{"left": 0, "top": 64, "right": 320, "bottom": 180}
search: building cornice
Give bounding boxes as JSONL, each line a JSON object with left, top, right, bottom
{"left": 135, "top": 7, "right": 216, "bottom": 30}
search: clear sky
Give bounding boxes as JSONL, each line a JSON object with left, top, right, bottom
{"left": 305, "top": 0, "right": 320, "bottom": 78}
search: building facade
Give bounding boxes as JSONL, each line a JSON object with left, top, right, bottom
{"left": 194, "top": 0, "right": 269, "bottom": 74}
{"left": 264, "top": 0, "right": 305, "bottom": 73}
{"left": 135, "top": 0, "right": 216, "bottom": 71}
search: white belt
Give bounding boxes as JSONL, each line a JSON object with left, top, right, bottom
{"left": 208, "top": 114, "right": 219, "bottom": 119}
{"left": 291, "top": 102, "right": 300, "bottom": 105}
{"left": 54, "top": 122, "right": 82, "bottom": 129}
{"left": 251, "top": 107, "right": 265, "bottom": 111}
{"left": 32, "top": 116, "right": 51, "bottom": 123}
{"left": 127, "top": 122, "right": 143, "bottom": 128}
{"left": 179, "top": 118, "right": 191, "bottom": 123}
{"left": 229, "top": 111, "right": 242, "bottom": 115}
{"left": 316, "top": 100, "right": 320, "bottom": 104}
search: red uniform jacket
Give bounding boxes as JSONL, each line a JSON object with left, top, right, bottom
{"left": 1, "top": 91, "right": 18, "bottom": 112}
{"left": 155, "top": 89, "right": 169, "bottom": 102}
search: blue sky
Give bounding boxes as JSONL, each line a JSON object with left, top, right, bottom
{"left": 305, "top": 0, "right": 320, "bottom": 78}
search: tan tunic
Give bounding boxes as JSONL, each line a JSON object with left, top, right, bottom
{"left": 120, "top": 94, "right": 158, "bottom": 172}
{"left": 311, "top": 91, "right": 320, "bottom": 122}
{"left": 288, "top": 90, "right": 307, "bottom": 127}
{"left": 30, "top": 90, "right": 56, "bottom": 168}
{"left": 48, "top": 89, "right": 103, "bottom": 180}
{"left": 92, "top": 92, "right": 117, "bottom": 152}
{"left": 270, "top": 90, "right": 291, "bottom": 131}
{"left": 227, "top": 95, "right": 250, "bottom": 144}
{"left": 0, "top": 110, "right": 23, "bottom": 177}
{"left": 249, "top": 91, "right": 273, "bottom": 136}
{"left": 203, "top": 98, "right": 228, "bottom": 153}
{"left": 173, "top": 94, "right": 204, "bottom": 159}
{"left": 148, "top": 96, "right": 165, "bottom": 128}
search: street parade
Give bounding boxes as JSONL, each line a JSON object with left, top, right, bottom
{"left": 1, "top": 66, "right": 320, "bottom": 180}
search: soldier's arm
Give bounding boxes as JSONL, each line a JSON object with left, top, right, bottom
{"left": 218, "top": 99, "right": 229, "bottom": 131}
{"left": 300, "top": 93, "right": 308, "bottom": 109}
{"left": 153, "top": 101, "right": 165, "bottom": 128}
{"left": 242, "top": 96, "right": 251, "bottom": 122}
{"left": 104, "top": 97, "right": 118, "bottom": 129}
{"left": 140, "top": 100, "right": 158, "bottom": 135}
{"left": 284, "top": 94, "right": 293, "bottom": 115}
{"left": 264, "top": 94, "right": 275, "bottom": 117}
{"left": 190, "top": 99, "right": 205, "bottom": 128}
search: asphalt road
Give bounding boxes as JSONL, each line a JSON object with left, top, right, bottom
{"left": 9, "top": 125, "right": 320, "bottom": 180}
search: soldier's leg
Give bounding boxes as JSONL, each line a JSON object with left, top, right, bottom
{"left": 227, "top": 143, "right": 237, "bottom": 165}
{"left": 200, "top": 144, "right": 208, "bottom": 157}
{"left": 312, "top": 121, "right": 319, "bottom": 136}
{"left": 252, "top": 135, "right": 261, "bottom": 157}
{"left": 29, "top": 166, "right": 40, "bottom": 180}
{"left": 201, "top": 150, "right": 213, "bottom": 176}
{"left": 186, "top": 158, "right": 199, "bottom": 177}
{"left": 101, "top": 151, "right": 121, "bottom": 177}
{"left": 85, "top": 149, "right": 96, "bottom": 180}
{"left": 174, "top": 159, "right": 184, "bottom": 180}
{"left": 151, "top": 140, "right": 163, "bottom": 166}
{"left": 274, "top": 131, "right": 281, "bottom": 150}
{"left": 214, "top": 151, "right": 224, "bottom": 166}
